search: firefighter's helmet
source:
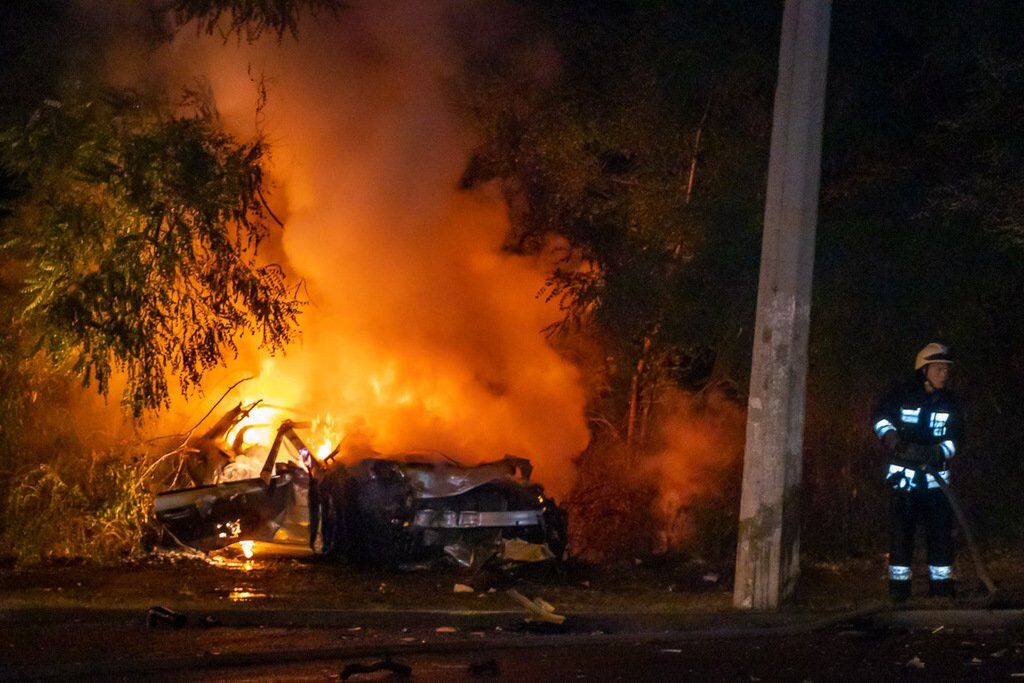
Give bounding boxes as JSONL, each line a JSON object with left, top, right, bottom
{"left": 915, "top": 342, "right": 953, "bottom": 370}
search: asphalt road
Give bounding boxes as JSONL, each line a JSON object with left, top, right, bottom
{"left": 38, "top": 629, "right": 1024, "bottom": 682}
{"left": 6, "top": 555, "right": 1024, "bottom": 681}
{"left": 169, "top": 634, "right": 1024, "bottom": 683}
{"left": 4, "top": 615, "right": 1024, "bottom": 681}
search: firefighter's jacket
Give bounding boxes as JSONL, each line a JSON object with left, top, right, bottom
{"left": 872, "top": 383, "right": 964, "bottom": 491}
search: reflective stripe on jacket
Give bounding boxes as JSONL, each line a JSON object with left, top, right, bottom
{"left": 872, "top": 382, "right": 964, "bottom": 491}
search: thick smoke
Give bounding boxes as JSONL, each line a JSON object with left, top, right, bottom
{"left": 649, "top": 389, "right": 745, "bottom": 550}
{"left": 147, "top": 1, "right": 590, "bottom": 493}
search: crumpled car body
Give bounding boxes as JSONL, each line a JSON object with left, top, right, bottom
{"left": 154, "top": 462, "right": 310, "bottom": 551}
{"left": 154, "top": 412, "right": 566, "bottom": 568}
{"left": 311, "top": 454, "right": 567, "bottom": 568}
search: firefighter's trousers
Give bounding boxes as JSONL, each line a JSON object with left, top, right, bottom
{"left": 889, "top": 486, "right": 954, "bottom": 582}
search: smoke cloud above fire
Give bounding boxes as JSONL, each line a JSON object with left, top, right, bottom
{"left": 135, "top": 1, "right": 590, "bottom": 493}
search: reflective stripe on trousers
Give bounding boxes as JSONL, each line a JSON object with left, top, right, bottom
{"left": 889, "top": 565, "right": 911, "bottom": 581}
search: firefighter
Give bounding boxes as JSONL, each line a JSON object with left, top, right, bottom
{"left": 872, "top": 342, "right": 964, "bottom": 601}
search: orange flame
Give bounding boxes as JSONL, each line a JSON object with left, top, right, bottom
{"left": 148, "top": 4, "right": 590, "bottom": 495}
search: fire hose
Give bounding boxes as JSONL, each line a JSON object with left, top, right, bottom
{"left": 894, "top": 458, "right": 997, "bottom": 596}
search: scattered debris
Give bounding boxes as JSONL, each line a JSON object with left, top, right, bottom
{"left": 146, "top": 606, "right": 186, "bottom": 629}
{"left": 535, "top": 597, "right": 557, "bottom": 613}
{"left": 444, "top": 541, "right": 476, "bottom": 569}
{"left": 906, "top": 656, "right": 925, "bottom": 670}
{"left": 931, "top": 625, "right": 944, "bottom": 634}
{"left": 468, "top": 658, "right": 501, "bottom": 677}
{"left": 500, "top": 538, "right": 555, "bottom": 563}
{"left": 436, "top": 626, "right": 458, "bottom": 634}
{"left": 661, "top": 649, "right": 683, "bottom": 654}
{"left": 702, "top": 572, "right": 720, "bottom": 583}
{"left": 453, "top": 583, "right": 475, "bottom": 593}
{"left": 507, "top": 588, "right": 566, "bottom": 625}
{"left": 970, "top": 657, "right": 983, "bottom": 665}
{"left": 341, "top": 658, "right": 412, "bottom": 680}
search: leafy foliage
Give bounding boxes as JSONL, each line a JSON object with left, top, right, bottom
{"left": 4, "top": 452, "right": 154, "bottom": 564}
{"left": 1, "top": 91, "right": 301, "bottom": 416}
{"left": 168, "top": 0, "right": 344, "bottom": 40}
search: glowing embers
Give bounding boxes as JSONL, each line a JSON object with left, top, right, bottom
{"left": 238, "top": 540, "right": 255, "bottom": 559}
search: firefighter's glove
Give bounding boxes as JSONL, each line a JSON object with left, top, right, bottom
{"left": 925, "top": 445, "right": 946, "bottom": 471}
{"left": 881, "top": 430, "right": 902, "bottom": 453}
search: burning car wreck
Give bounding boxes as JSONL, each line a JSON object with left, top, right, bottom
{"left": 154, "top": 403, "right": 568, "bottom": 570}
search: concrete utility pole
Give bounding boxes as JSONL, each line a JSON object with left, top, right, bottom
{"left": 733, "top": 0, "right": 832, "bottom": 610}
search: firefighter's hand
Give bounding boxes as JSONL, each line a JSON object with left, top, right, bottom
{"left": 881, "top": 430, "right": 902, "bottom": 453}
{"left": 926, "top": 446, "right": 946, "bottom": 470}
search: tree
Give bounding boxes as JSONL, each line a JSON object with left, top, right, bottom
{"left": 1, "top": 90, "right": 300, "bottom": 416}
{"left": 453, "top": 1, "right": 779, "bottom": 559}
{"left": 162, "top": 0, "right": 342, "bottom": 40}
{"left": 456, "top": 0, "right": 777, "bottom": 448}
{"left": 0, "top": 0, "right": 342, "bottom": 415}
